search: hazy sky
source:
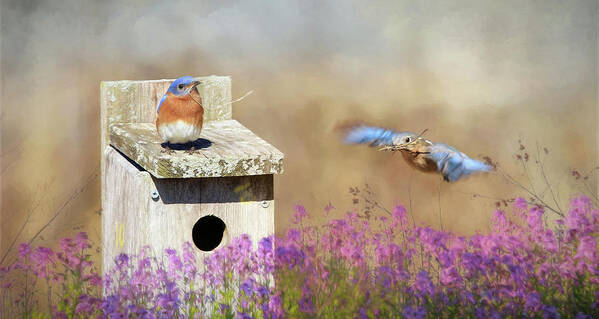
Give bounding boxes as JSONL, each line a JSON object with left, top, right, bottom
{"left": 1, "top": 1, "right": 597, "bottom": 249}
{"left": 2, "top": 1, "right": 596, "bottom": 104}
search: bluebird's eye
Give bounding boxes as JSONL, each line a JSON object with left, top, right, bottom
{"left": 404, "top": 137, "right": 411, "bottom": 143}
{"left": 178, "top": 84, "right": 185, "bottom": 90}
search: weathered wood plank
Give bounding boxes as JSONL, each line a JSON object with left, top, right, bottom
{"left": 110, "top": 120, "right": 284, "bottom": 178}
{"left": 102, "top": 147, "right": 274, "bottom": 276}
{"left": 197, "top": 77, "right": 233, "bottom": 121}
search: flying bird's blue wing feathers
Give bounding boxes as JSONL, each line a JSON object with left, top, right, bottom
{"left": 344, "top": 126, "right": 399, "bottom": 146}
{"left": 462, "top": 157, "right": 491, "bottom": 174}
{"left": 431, "top": 143, "right": 459, "bottom": 154}
{"left": 427, "top": 143, "right": 491, "bottom": 182}
{"left": 444, "top": 156, "right": 466, "bottom": 182}
{"left": 446, "top": 158, "right": 490, "bottom": 182}
{"left": 428, "top": 150, "right": 451, "bottom": 167}
{"left": 156, "top": 94, "right": 167, "bottom": 113}
{"left": 428, "top": 144, "right": 454, "bottom": 171}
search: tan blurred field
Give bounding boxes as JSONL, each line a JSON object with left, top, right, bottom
{"left": 1, "top": 0, "right": 597, "bottom": 267}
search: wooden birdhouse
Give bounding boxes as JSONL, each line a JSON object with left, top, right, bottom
{"left": 100, "top": 76, "right": 284, "bottom": 274}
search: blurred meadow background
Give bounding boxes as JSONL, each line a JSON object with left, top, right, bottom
{"left": 1, "top": 0, "right": 597, "bottom": 265}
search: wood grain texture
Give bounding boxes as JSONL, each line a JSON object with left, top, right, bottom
{"left": 102, "top": 147, "right": 275, "bottom": 276}
{"left": 110, "top": 120, "right": 284, "bottom": 178}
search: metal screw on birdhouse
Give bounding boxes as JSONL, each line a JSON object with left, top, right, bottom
{"left": 261, "top": 201, "right": 269, "bottom": 208}
{"left": 150, "top": 190, "right": 160, "bottom": 201}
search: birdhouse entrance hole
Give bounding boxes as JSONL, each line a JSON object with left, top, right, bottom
{"left": 192, "top": 215, "right": 226, "bottom": 251}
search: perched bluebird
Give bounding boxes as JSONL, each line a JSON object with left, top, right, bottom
{"left": 156, "top": 76, "right": 203, "bottom": 153}
{"left": 344, "top": 125, "right": 491, "bottom": 182}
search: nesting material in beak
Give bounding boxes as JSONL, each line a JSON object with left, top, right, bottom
{"left": 188, "top": 80, "right": 202, "bottom": 106}
{"left": 378, "top": 145, "right": 399, "bottom": 152}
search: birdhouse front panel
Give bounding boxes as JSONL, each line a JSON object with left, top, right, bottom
{"left": 100, "top": 77, "right": 283, "bottom": 277}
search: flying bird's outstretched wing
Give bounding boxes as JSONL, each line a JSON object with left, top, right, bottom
{"left": 344, "top": 125, "right": 412, "bottom": 147}
{"left": 428, "top": 143, "right": 491, "bottom": 182}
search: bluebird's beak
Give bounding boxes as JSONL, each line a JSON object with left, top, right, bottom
{"left": 187, "top": 80, "right": 203, "bottom": 106}
{"left": 182, "top": 80, "right": 201, "bottom": 96}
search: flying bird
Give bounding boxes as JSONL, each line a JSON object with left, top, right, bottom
{"left": 344, "top": 125, "right": 491, "bottom": 182}
{"left": 156, "top": 76, "right": 203, "bottom": 153}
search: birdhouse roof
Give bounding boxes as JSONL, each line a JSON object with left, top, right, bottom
{"left": 110, "top": 120, "right": 283, "bottom": 178}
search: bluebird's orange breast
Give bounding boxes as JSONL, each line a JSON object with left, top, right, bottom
{"left": 400, "top": 139, "right": 438, "bottom": 173}
{"left": 401, "top": 151, "right": 438, "bottom": 173}
{"left": 156, "top": 91, "right": 204, "bottom": 144}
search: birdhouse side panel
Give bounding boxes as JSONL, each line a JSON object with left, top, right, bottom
{"left": 102, "top": 147, "right": 275, "bottom": 277}
{"left": 102, "top": 147, "right": 154, "bottom": 274}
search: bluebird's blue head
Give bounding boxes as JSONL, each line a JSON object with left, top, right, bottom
{"left": 167, "top": 76, "right": 201, "bottom": 96}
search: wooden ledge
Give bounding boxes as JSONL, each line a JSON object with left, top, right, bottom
{"left": 110, "top": 120, "right": 284, "bottom": 178}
